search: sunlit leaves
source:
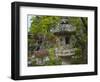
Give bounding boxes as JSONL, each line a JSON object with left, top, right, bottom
{"left": 29, "top": 16, "right": 61, "bottom": 36}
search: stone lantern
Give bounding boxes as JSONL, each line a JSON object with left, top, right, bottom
{"left": 50, "top": 17, "right": 76, "bottom": 65}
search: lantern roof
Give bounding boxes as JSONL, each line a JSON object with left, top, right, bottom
{"left": 50, "top": 17, "right": 76, "bottom": 33}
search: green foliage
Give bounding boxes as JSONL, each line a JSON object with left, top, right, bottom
{"left": 29, "top": 16, "right": 61, "bottom": 36}
{"left": 47, "top": 48, "right": 61, "bottom": 65}
{"left": 69, "top": 17, "right": 88, "bottom": 64}
{"left": 68, "top": 17, "right": 87, "bottom": 48}
{"left": 71, "top": 48, "right": 82, "bottom": 64}
{"left": 28, "top": 16, "right": 62, "bottom": 66}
